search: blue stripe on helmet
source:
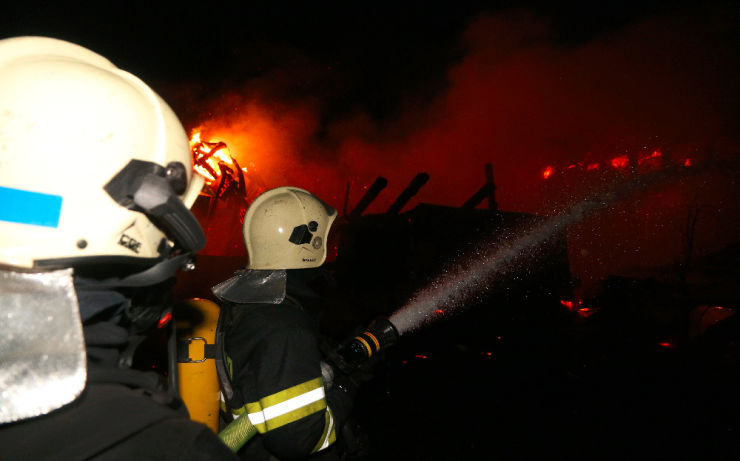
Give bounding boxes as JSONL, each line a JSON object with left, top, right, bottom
{"left": 0, "top": 186, "right": 63, "bottom": 228}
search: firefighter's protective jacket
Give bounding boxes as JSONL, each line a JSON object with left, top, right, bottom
{"left": 0, "top": 281, "right": 237, "bottom": 461}
{"left": 219, "top": 270, "right": 354, "bottom": 460}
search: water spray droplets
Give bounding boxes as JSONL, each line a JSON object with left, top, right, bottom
{"left": 389, "top": 164, "right": 697, "bottom": 336}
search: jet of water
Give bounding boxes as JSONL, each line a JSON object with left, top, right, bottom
{"left": 389, "top": 165, "right": 693, "bottom": 335}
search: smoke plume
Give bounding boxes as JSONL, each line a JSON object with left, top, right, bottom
{"left": 176, "top": 3, "right": 739, "bottom": 289}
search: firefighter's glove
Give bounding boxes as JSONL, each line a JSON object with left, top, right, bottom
{"left": 321, "top": 358, "right": 371, "bottom": 395}
{"left": 349, "top": 357, "right": 376, "bottom": 384}
{"left": 332, "top": 373, "right": 361, "bottom": 402}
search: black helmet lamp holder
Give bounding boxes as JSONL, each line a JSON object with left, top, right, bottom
{"left": 104, "top": 159, "right": 206, "bottom": 254}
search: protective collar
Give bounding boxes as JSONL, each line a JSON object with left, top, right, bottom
{"left": 211, "top": 269, "right": 287, "bottom": 305}
{"left": 0, "top": 268, "right": 86, "bottom": 423}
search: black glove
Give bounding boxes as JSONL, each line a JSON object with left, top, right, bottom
{"left": 332, "top": 373, "right": 361, "bottom": 401}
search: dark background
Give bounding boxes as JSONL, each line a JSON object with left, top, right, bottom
{"left": 2, "top": 1, "right": 700, "bottom": 115}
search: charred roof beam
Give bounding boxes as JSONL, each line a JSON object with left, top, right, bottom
{"left": 349, "top": 176, "right": 388, "bottom": 218}
{"left": 462, "top": 163, "right": 497, "bottom": 211}
{"left": 386, "top": 173, "right": 429, "bottom": 215}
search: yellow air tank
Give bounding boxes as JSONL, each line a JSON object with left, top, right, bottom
{"left": 175, "top": 298, "right": 221, "bottom": 433}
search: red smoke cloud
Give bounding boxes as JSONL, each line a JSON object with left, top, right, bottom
{"left": 185, "top": 4, "right": 739, "bottom": 290}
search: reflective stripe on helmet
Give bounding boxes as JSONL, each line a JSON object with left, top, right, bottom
{"left": 0, "top": 186, "right": 62, "bottom": 228}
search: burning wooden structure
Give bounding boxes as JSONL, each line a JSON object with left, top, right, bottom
{"left": 331, "top": 163, "right": 572, "bottom": 330}
{"left": 189, "top": 132, "right": 267, "bottom": 256}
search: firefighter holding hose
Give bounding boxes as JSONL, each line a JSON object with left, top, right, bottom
{"left": 213, "top": 186, "right": 371, "bottom": 459}
{"left": 0, "top": 37, "right": 236, "bottom": 460}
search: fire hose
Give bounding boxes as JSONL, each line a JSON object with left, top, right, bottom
{"left": 218, "top": 412, "right": 258, "bottom": 452}
{"left": 217, "top": 318, "right": 400, "bottom": 452}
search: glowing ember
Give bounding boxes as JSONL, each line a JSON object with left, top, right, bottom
{"left": 543, "top": 165, "right": 554, "bottom": 179}
{"left": 638, "top": 149, "right": 662, "bottom": 166}
{"left": 540, "top": 146, "right": 679, "bottom": 181}
{"left": 560, "top": 299, "right": 582, "bottom": 312}
{"left": 611, "top": 155, "right": 629, "bottom": 169}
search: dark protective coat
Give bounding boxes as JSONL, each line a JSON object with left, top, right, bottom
{"left": 220, "top": 270, "right": 355, "bottom": 460}
{"left": 0, "top": 281, "right": 238, "bottom": 461}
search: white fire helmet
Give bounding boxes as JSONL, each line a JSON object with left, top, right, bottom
{"left": 0, "top": 36, "right": 205, "bottom": 269}
{"left": 243, "top": 187, "right": 337, "bottom": 269}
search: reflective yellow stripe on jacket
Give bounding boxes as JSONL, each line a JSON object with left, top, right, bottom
{"left": 312, "top": 406, "right": 336, "bottom": 452}
{"left": 230, "top": 377, "right": 336, "bottom": 452}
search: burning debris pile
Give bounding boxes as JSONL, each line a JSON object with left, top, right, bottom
{"left": 191, "top": 132, "right": 243, "bottom": 195}
{"left": 539, "top": 148, "right": 686, "bottom": 180}
{"left": 532, "top": 144, "right": 735, "bottom": 295}
{"left": 538, "top": 147, "right": 699, "bottom": 206}
{"left": 189, "top": 132, "right": 267, "bottom": 256}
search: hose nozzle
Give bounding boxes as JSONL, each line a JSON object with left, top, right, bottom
{"left": 336, "top": 318, "right": 399, "bottom": 373}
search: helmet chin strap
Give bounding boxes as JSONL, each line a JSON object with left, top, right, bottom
{"left": 74, "top": 252, "right": 194, "bottom": 290}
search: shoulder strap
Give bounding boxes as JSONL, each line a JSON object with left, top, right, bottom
{"left": 215, "top": 308, "right": 235, "bottom": 405}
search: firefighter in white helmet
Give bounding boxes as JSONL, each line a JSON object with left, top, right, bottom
{"left": 0, "top": 36, "right": 236, "bottom": 460}
{"left": 213, "top": 186, "right": 360, "bottom": 459}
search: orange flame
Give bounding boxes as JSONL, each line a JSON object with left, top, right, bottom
{"left": 190, "top": 131, "right": 241, "bottom": 187}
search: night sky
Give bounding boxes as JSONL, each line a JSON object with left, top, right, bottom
{"left": 3, "top": 1, "right": 739, "bottom": 291}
